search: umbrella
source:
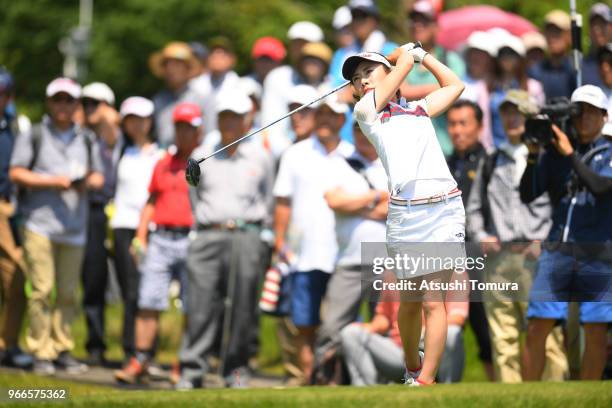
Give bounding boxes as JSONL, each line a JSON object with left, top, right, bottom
{"left": 436, "top": 5, "right": 538, "bottom": 51}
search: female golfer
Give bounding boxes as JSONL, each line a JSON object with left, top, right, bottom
{"left": 341, "top": 44, "right": 465, "bottom": 386}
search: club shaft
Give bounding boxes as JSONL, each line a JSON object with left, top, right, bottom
{"left": 199, "top": 81, "right": 351, "bottom": 163}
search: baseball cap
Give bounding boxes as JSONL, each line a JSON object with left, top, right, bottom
{"left": 521, "top": 31, "right": 548, "bottom": 52}
{"left": 500, "top": 90, "right": 539, "bottom": 115}
{"left": 333, "top": 6, "right": 352, "bottom": 30}
{"left": 208, "top": 36, "right": 235, "bottom": 54}
{"left": 348, "top": 0, "right": 379, "bottom": 18}
{"left": 590, "top": 3, "right": 610, "bottom": 22}
{"left": 251, "top": 37, "right": 286, "bottom": 62}
{"left": 342, "top": 51, "right": 391, "bottom": 81}
{"left": 46, "top": 77, "right": 81, "bottom": 99}
{"left": 465, "top": 31, "right": 498, "bottom": 57}
{"left": 173, "top": 102, "right": 203, "bottom": 127}
{"left": 216, "top": 91, "right": 253, "bottom": 115}
{"left": 149, "top": 42, "right": 198, "bottom": 78}
{"left": 571, "top": 85, "right": 608, "bottom": 111}
{"left": 82, "top": 82, "right": 115, "bottom": 105}
{"left": 300, "top": 42, "right": 333, "bottom": 65}
{"left": 544, "top": 10, "right": 571, "bottom": 31}
{"left": 318, "top": 94, "right": 348, "bottom": 114}
{"left": 288, "top": 84, "right": 319, "bottom": 107}
{"left": 496, "top": 32, "right": 526, "bottom": 57}
{"left": 0, "top": 67, "right": 14, "bottom": 94}
{"left": 287, "top": 21, "right": 324, "bottom": 42}
{"left": 119, "top": 96, "right": 154, "bottom": 118}
{"left": 408, "top": 0, "right": 437, "bottom": 21}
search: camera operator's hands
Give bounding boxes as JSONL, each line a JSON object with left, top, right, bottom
{"left": 550, "top": 124, "right": 574, "bottom": 157}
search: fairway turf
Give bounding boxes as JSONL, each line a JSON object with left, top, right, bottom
{"left": 0, "top": 372, "right": 610, "bottom": 408}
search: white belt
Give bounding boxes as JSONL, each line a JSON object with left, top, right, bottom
{"left": 390, "top": 188, "right": 462, "bottom": 207}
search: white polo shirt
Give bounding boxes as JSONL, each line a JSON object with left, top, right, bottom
{"left": 274, "top": 136, "right": 354, "bottom": 273}
{"left": 325, "top": 154, "right": 387, "bottom": 266}
{"left": 353, "top": 91, "right": 457, "bottom": 199}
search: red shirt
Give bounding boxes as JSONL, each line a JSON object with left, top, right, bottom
{"left": 148, "top": 153, "right": 193, "bottom": 227}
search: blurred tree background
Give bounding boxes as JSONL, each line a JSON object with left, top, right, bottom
{"left": 0, "top": 0, "right": 601, "bottom": 119}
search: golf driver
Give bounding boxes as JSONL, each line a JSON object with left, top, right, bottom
{"left": 185, "top": 42, "right": 423, "bottom": 187}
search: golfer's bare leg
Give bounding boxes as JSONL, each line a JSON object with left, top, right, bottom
{"left": 398, "top": 301, "right": 422, "bottom": 372}
{"left": 420, "top": 300, "right": 447, "bottom": 383}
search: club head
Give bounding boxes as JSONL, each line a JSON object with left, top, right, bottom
{"left": 185, "top": 158, "right": 201, "bottom": 187}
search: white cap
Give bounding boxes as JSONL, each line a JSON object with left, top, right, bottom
{"left": 465, "top": 31, "right": 498, "bottom": 57}
{"left": 216, "top": 90, "right": 253, "bottom": 115}
{"left": 289, "top": 84, "right": 320, "bottom": 107}
{"left": 333, "top": 6, "right": 352, "bottom": 30}
{"left": 496, "top": 32, "right": 526, "bottom": 57}
{"left": 342, "top": 51, "right": 391, "bottom": 81}
{"left": 318, "top": 94, "right": 348, "bottom": 114}
{"left": 521, "top": 31, "right": 548, "bottom": 52}
{"left": 287, "top": 21, "right": 324, "bottom": 42}
{"left": 46, "top": 77, "right": 81, "bottom": 98}
{"left": 571, "top": 85, "right": 609, "bottom": 111}
{"left": 238, "top": 77, "right": 262, "bottom": 101}
{"left": 602, "top": 122, "right": 612, "bottom": 137}
{"left": 82, "top": 82, "right": 115, "bottom": 105}
{"left": 119, "top": 96, "right": 154, "bottom": 118}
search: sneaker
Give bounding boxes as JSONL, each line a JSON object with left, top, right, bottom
{"left": 54, "top": 352, "right": 88, "bottom": 374}
{"left": 174, "top": 376, "right": 203, "bottom": 391}
{"left": 404, "top": 350, "right": 424, "bottom": 382}
{"left": 405, "top": 377, "right": 435, "bottom": 387}
{"left": 33, "top": 359, "right": 55, "bottom": 376}
{"left": 86, "top": 349, "right": 107, "bottom": 367}
{"left": 169, "top": 361, "right": 181, "bottom": 385}
{"left": 224, "top": 366, "right": 250, "bottom": 388}
{"left": 146, "top": 361, "right": 168, "bottom": 381}
{"left": 1, "top": 347, "right": 34, "bottom": 369}
{"left": 114, "top": 357, "right": 148, "bottom": 384}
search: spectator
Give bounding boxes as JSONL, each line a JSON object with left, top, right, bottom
{"left": 521, "top": 85, "right": 612, "bottom": 381}
{"left": 177, "top": 91, "right": 274, "bottom": 389}
{"left": 598, "top": 44, "right": 612, "bottom": 114}
{"left": 114, "top": 103, "right": 202, "bottom": 384}
{"left": 445, "top": 100, "right": 494, "bottom": 381}
{"left": 298, "top": 42, "right": 333, "bottom": 89}
{"left": 238, "top": 76, "right": 263, "bottom": 130}
{"left": 461, "top": 31, "right": 497, "bottom": 151}
{"left": 583, "top": 3, "right": 610, "bottom": 88}
{"left": 332, "top": 6, "right": 354, "bottom": 49}
{"left": 528, "top": 10, "right": 577, "bottom": 100}
{"left": 522, "top": 31, "right": 548, "bottom": 70}
{"left": 261, "top": 21, "right": 325, "bottom": 159}
{"left": 466, "top": 90, "right": 568, "bottom": 382}
{"left": 110, "top": 97, "right": 162, "bottom": 366}
{"left": 150, "top": 41, "right": 212, "bottom": 147}
{"left": 80, "top": 82, "right": 122, "bottom": 366}
{"left": 329, "top": 0, "right": 397, "bottom": 88}
{"left": 10, "top": 78, "right": 104, "bottom": 375}
{"left": 249, "top": 37, "right": 286, "bottom": 85}
{"left": 288, "top": 84, "right": 319, "bottom": 144}
{"left": 402, "top": 0, "right": 466, "bottom": 156}
{"left": 192, "top": 37, "right": 240, "bottom": 101}
{"left": 0, "top": 67, "right": 32, "bottom": 369}
{"left": 189, "top": 41, "right": 209, "bottom": 79}
{"left": 488, "top": 29, "right": 545, "bottom": 148}
{"left": 313, "top": 121, "right": 388, "bottom": 383}
{"left": 273, "top": 95, "right": 353, "bottom": 383}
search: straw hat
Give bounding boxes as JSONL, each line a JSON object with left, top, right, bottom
{"left": 149, "top": 41, "right": 198, "bottom": 78}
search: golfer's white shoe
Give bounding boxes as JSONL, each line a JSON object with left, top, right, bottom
{"left": 403, "top": 350, "right": 424, "bottom": 382}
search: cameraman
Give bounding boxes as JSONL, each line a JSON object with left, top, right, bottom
{"left": 521, "top": 85, "right": 612, "bottom": 381}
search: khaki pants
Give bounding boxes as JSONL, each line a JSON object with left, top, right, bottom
{"left": 0, "top": 201, "right": 27, "bottom": 350}
{"left": 484, "top": 250, "right": 568, "bottom": 383}
{"left": 22, "top": 229, "right": 84, "bottom": 360}
{"left": 276, "top": 317, "right": 304, "bottom": 383}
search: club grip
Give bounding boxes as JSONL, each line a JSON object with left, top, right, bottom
{"left": 386, "top": 42, "right": 422, "bottom": 65}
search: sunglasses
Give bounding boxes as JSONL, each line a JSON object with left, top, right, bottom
{"left": 81, "top": 98, "right": 101, "bottom": 109}
{"left": 50, "top": 94, "right": 76, "bottom": 104}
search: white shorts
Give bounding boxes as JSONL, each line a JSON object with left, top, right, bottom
{"left": 386, "top": 196, "right": 466, "bottom": 279}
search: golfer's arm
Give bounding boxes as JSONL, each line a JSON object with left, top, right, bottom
{"left": 273, "top": 197, "right": 291, "bottom": 252}
{"left": 325, "top": 189, "right": 379, "bottom": 214}
{"left": 422, "top": 54, "right": 465, "bottom": 118}
{"left": 399, "top": 82, "right": 439, "bottom": 100}
{"left": 374, "top": 51, "right": 415, "bottom": 112}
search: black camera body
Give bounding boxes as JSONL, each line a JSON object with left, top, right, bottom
{"left": 522, "top": 97, "right": 581, "bottom": 146}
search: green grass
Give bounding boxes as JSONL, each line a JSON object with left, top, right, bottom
{"left": 0, "top": 373, "right": 609, "bottom": 408}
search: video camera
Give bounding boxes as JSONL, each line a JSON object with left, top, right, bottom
{"left": 522, "top": 97, "right": 581, "bottom": 146}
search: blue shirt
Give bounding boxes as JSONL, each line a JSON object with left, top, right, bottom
{"left": 528, "top": 137, "right": 612, "bottom": 243}
{"left": 0, "top": 110, "right": 15, "bottom": 200}
{"left": 528, "top": 57, "right": 576, "bottom": 100}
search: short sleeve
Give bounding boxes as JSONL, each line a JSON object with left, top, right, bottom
{"left": 10, "top": 127, "right": 34, "bottom": 168}
{"left": 353, "top": 91, "right": 378, "bottom": 124}
{"left": 273, "top": 150, "right": 294, "bottom": 198}
{"left": 148, "top": 159, "right": 163, "bottom": 195}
